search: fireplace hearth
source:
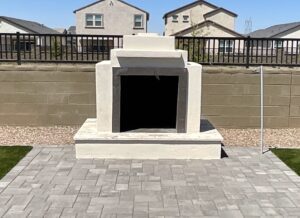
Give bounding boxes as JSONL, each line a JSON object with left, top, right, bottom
{"left": 74, "top": 33, "right": 223, "bottom": 159}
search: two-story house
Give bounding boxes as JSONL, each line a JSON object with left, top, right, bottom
{"left": 74, "top": 0, "right": 149, "bottom": 35}
{"left": 74, "top": 0, "right": 149, "bottom": 52}
{"left": 163, "top": 0, "right": 242, "bottom": 38}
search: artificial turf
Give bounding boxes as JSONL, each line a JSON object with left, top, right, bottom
{"left": 271, "top": 148, "right": 300, "bottom": 176}
{"left": 0, "top": 146, "right": 32, "bottom": 180}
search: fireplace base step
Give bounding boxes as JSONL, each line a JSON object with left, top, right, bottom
{"left": 74, "top": 119, "right": 223, "bottom": 160}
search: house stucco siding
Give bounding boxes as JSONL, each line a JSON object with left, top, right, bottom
{"left": 275, "top": 26, "right": 300, "bottom": 39}
{"left": 164, "top": 3, "right": 215, "bottom": 36}
{"left": 0, "top": 20, "right": 28, "bottom": 33}
{"left": 177, "top": 23, "right": 239, "bottom": 37}
{"left": 75, "top": 0, "right": 147, "bottom": 35}
{"left": 205, "top": 12, "right": 235, "bottom": 30}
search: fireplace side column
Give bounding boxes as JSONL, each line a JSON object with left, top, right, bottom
{"left": 96, "top": 61, "right": 113, "bottom": 133}
{"left": 186, "top": 63, "right": 202, "bottom": 133}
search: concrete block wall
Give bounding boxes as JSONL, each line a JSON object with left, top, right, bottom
{"left": 202, "top": 67, "right": 295, "bottom": 128}
{"left": 0, "top": 63, "right": 299, "bottom": 128}
{"left": 0, "top": 64, "right": 96, "bottom": 126}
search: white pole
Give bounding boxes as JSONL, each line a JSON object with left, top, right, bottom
{"left": 260, "top": 65, "right": 264, "bottom": 154}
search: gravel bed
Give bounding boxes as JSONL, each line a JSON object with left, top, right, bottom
{"left": 0, "top": 126, "right": 299, "bottom": 148}
{"left": 0, "top": 126, "right": 79, "bottom": 146}
{"left": 220, "top": 128, "right": 300, "bottom": 148}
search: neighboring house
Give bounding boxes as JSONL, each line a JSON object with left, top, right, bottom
{"left": 54, "top": 28, "right": 67, "bottom": 34}
{"left": 0, "top": 16, "right": 58, "bottom": 51}
{"left": 68, "top": 26, "right": 76, "bottom": 34}
{"left": 163, "top": 0, "right": 242, "bottom": 37}
{"left": 249, "top": 22, "right": 300, "bottom": 54}
{"left": 163, "top": 0, "right": 243, "bottom": 55}
{"left": 73, "top": 0, "right": 149, "bottom": 52}
{"left": 74, "top": 0, "right": 149, "bottom": 35}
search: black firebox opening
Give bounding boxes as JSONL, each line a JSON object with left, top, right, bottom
{"left": 120, "top": 76, "right": 179, "bottom": 132}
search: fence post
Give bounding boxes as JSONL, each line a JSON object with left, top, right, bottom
{"left": 16, "top": 32, "right": 21, "bottom": 65}
{"left": 246, "top": 36, "right": 251, "bottom": 68}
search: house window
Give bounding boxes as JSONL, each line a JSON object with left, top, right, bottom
{"left": 13, "top": 41, "right": 34, "bottom": 51}
{"left": 183, "top": 15, "right": 189, "bottom": 23}
{"left": 172, "top": 15, "right": 178, "bottom": 22}
{"left": 219, "top": 40, "right": 234, "bottom": 53}
{"left": 86, "top": 14, "right": 103, "bottom": 27}
{"left": 274, "top": 40, "right": 283, "bottom": 48}
{"left": 134, "top": 15, "right": 143, "bottom": 28}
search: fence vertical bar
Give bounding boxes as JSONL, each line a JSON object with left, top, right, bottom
{"left": 75, "top": 36, "right": 79, "bottom": 61}
{"left": 4, "top": 34, "right": 8, "bottom": 59}
{"left": 192, "top": 37, "right": 195, "bottom": 62}
{"left": 44, "top": 35, "right": 47, "bottom": 61}
{"left": 33, "top": 35, "right": 37, "bottom": 60}
{"left": 60, "top": 35, "right": 63, "bottom": 61}
{"left": 0, "top": 34, "right": 2, "bottom": 59}
{"left": 91, "top": 36, "right": 94, "bottom": 61}
{"left": 266, "top": 40, "right": 269, "bottom": 64}
{"left": 28, "top": 34, "right": 32, "bottom": 60}
{"left": 22, "top": 35, "right": 26, "bottom": 60}
{"left": 71, "top": 35, "right": 74, "bottom": 61}
{"left": 10, "top": 34, "right": 13, "bottom": 60}
{"left": 202, "top": 38, "right": 205, "bottom": 63}
{"left": 96, "top": 36, "right": 99, "bottom": 61}
{"left": 207, "top": 39, "right": 210, "bottom": 63}
{"left": 291, "top": 40, "right": 294, "bottom": 64}
{"left": 16, "top": 32, "right": 21, "bottom": 65}
{"left": 107, "top": 36, "right": 110, "bottom": 60}
{"left": 296, "top": 40, "right": 299, "bottom": 65}
{"left": 65, "top": 35, "right": 68, "bottom": 61}
{"left": 246, "top": 36, "right": 251, "bottom": 68}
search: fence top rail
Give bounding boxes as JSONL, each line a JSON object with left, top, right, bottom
{"left": 0, "top": 32, "right": 124, "bottom": 38}
{"left": 175, "top": 36, "right": 246, "bottom": 40}
{"left": 0, "top": 33, "right": 300, "bottom": 41}
{"left": 175, "top": 36, "right": 300, "bottom": 41}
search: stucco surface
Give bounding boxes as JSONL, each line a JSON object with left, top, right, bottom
{"left": 75, "top": 0, "right": 147, "bottom": 35}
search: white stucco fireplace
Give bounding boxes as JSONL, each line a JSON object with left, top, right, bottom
{"left": 74, "top": 33, "right": 223, "bottom": 159}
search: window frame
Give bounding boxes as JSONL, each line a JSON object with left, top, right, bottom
{"left": 172, "top": 15, "right": 179, "bottom": 23}
{"left": 133, "top": 14, "right": 144, "bottom": 29}
{"left": 85, "top": 13, "right": 104, "bottom": 28}
{"left": 183, "top": 15, "right": 190, "bottom": 23}
{"left": 274, "top": 40, "right": 283, "bottom": 49}
{"left": 219, "top": 39, "right": 234, "bottom": 53}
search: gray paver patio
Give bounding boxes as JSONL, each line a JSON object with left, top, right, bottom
{"left": 0, "top": 146, "right": 299, "bottom": 218}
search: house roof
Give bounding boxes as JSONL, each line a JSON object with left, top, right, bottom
{"left": 73, "top": 0, "right": 150, "bottom": 20}
{"left": 163, "top": 0, "right": 219, "bottom": 19}
{"left": 203, "top": 7, "right": 238, "bottom": 18}
{"left": 68, "top": 26, "right": 76, "bottom": 34}
{"left": 171, "top": 20, "right": 244, "bottom": 37}
{"left": 248, "top": 22, "right": 300, "bottom": 38}
{"left": 0, "top": 16, "right": 59, "bottom": 34}
{"left": 54, "top": 28, "right": 67, "bottom": 34}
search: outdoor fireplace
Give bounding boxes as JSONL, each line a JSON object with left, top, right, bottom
{"left": 75, "top": 33, "right": 223, "bottom": 159}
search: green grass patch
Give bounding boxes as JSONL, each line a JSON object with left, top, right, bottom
{"left": 271, "top": 148, "right": 300, "bottom": 176}
{"left": 0, "top": 146, "right": 32, "bottom": 180}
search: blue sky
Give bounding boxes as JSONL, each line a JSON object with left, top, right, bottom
{"left": 1, "top": 0, "right": 300, "bottom": 34}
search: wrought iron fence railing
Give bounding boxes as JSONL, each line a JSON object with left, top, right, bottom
{"left": 0, "top": 32, "right": 123, "bottom": 64}
{"left": 1, "top": 32, "right": 300, "bottom": 67}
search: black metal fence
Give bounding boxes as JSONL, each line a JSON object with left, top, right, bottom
{"left": 1, "top": 32, "right": 300, "bottom": 67}
{"left": 0, "top": 32, "right": 123, "bottom": 64}
{"left": 176, "top": 36, "right": 300, "bottom": 67}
